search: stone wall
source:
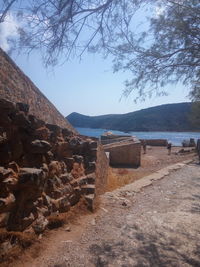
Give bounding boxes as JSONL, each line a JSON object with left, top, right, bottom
{"left": 0, "top": 48, "right": 75, "bottom": 132}
{"left": 0, "top": 98, "right": 100, "bottom": 233}
{"left": 104, "top": 141, "right": 141, "bottom": 167}
{"left": 140, "top": 139, "right": 168, "bottom": 146}
{"left": 101, "top": 135, "right": 131, "bottom": 145}
{"left": 95, "top": 144, "right": 109, "bottom": 195}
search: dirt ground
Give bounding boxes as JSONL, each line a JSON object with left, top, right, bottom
{"left": 10, "top": 148, "right": 200, "bottom": 267}
{"left": 107, "top": 146, "right": 196, "bottom": 191}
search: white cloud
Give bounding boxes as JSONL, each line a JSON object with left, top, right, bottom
{"left": 0, "top": 13, "right": 19, "bottom": 52}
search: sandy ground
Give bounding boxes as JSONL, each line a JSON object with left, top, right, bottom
{"left": 11, "top": 149, "right": 200, "bottom": 267}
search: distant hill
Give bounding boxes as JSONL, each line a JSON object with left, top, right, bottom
{"left": 67, "top": 103, "right": 200, "bottom": 132}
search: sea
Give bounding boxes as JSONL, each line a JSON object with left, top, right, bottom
{"left": 76, "top": 127, "right": 200, "bottom": 146}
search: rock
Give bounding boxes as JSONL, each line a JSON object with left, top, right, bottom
{"left": 36, "top": 206, "right": 50, "bottom": 216}
{"left": 0, "top": 212, "right": 10, "bottom": 227}
{"left": 0, "top": 167, "right": 13, "bottom": 181}
{"left": 0, "top": 98, "right": 16, "bottom": 112}
{"left": 89, "top": 141, "right": 98, "bottom": 149}
{"left": 55, "top": 141, "right": 72, "bottom": 159}
{"left": 42, "top": 193, "right": 52, "bottom": 208}
{"left": 12, "top": 111, "right": 31, "bottom": 129}
{"left": 45, "top": 151, "right": 54, "bottom": 163}
{"left": 41, "top": 163, "right": 49, "bottom": 173}
{"left": 19, "top": 168, "right": 46, "bottom": 188}
{"left": 85, "top": 194, "right": 95, "bottom": 211}
{"left": 86, "top": 161, "right": 96, "bottom": 174}
{"left": 0, "top": 127, "right": 5, "bottom": 135}
{"left": 0, "top": 167, "right": 17, "bottom": 197}
{"left": 32, "top": 214, "right": 48, "bottom": 234}
{"left": 57, "top": 196, "right": 71, "bottom": 212}
{"left": 21, "top": 212, "right": 35, "bottom": 230}
{"left": 73, "top": 155, "right": 84, "bottom": 164}
{"left": 65, "top": 157, "right": 75, "bottom": 172}
{"left": 62, "top": 128, "right": 72, "bottom": 137}
{"left": 0, "top": 132, "right": 7, "bottom": 144}
{"left": 49, "top": 161, "right": 63, "bottom": 177}
{"left": 0, "top": 113, "right": 12, "bottom": 128}
{"left": 0, "top": 99, "right": 101, "bottom": 232}
{"left": 91, "top": 219, "right": 96, "bottom": 225}
{"left": 68, "top": 194, "right": 80, "bottom": 206}
{"left": 12, "top": 140, "right": 25, "bottom": 162}
{"left": 0, "top": 241, "right": 13, "bottom": 257}
{"left": 81, "top": 184, "right": 95, "bottom": 195}
{"left": 3, "top": 176, "right": 18, "bottom": 191}
{"left": 22, "top": 153, "right": 46, "bottom": 168}
{"left": 71, "top": 162, "right": 85, "bottom": 179}
{"left": 90, "top": 148, "right": 97, "bottom": 160}
{"left": 86, "top": 175, "right": 96, "bottom": 184}
{"left": 16, "top": 102, "right": 29, "bottom": 113}
{"left": 65, "top": 226, "right": 71, "bottom": 232}
{"left": 0, "top": 193, "right": 15, "bottom": 212}
{"left": 69, "top": 136, "right": 83, "bottom": 148}
{"left": 46, "top": 124, "right": 61, "bottom": 133}
{"left": 0, "top": 142, "right": 11, "bottom": 165}
{"left": 35, "top": 127, "right": 50, "bottom": 141}
{"left": 30, "top": 140, "right": 51, "bottom": 154}
{"left": 60, "top": 161, "right": 67, "bottom": 173}
{"left": 8, "top": 161, "right": 20, "bottom": 174}
{"left": 50, "top": 189, "right": 63, "bottom": 199}
{"left": 60, "top": 172, "right": 73, "bottom": 184}
{"left": 28, "top": 115, "right": 45, "bottom": 129}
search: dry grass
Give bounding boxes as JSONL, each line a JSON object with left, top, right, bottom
{"left": 106, "top": 168, "right": 140, "bottom": 191}
{"left": 0, "top": 229, "right": 36, "bottom": 265}
{"left": 48, "top": 198, "right": 91, "bottom": 230}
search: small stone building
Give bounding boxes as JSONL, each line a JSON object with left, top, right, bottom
{"left": 101, "top": 133, "right": 141, "bottom": 168}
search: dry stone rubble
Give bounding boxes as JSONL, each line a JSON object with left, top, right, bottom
{"left": 0, "top": 98, "right": 102, "bottom": 234}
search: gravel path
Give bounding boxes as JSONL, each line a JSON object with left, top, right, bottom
{"left": 17, "top": 161, "right": 200, "bottom": 267}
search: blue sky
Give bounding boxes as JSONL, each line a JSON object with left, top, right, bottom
{"left": 11, "top": 50, "right": 189, "bottom": 117}
{"left": 0, "top": 5, "right": 190, "bottom": 117}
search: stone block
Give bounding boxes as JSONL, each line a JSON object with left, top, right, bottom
{"left": 30, "top": 139, "right": 51, "bottom": 154}
{"left": 16, "top": 102, "right": 29, "bottom": 113}
{"left": 81, "top": 184, "right": 95, "bottom": 195}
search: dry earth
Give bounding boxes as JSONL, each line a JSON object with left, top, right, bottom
{"left": 12, "top": 151, "right": 200, "bottom": 267}
{"left": 107, "top": 146, "right": 196, "bottom": 190}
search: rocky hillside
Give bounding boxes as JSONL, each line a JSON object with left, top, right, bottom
{"left": 67, "top": 103, "right": 198, "bottom": 132}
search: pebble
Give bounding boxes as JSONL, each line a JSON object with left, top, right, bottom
{"left": 65, "top": 226, "right": 71, "bottom": 232}
{"left": 91, "top": 219, "right": 96, "bottom": 226}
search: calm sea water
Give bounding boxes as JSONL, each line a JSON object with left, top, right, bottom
{"left": 76, "top": 127, "right": 200, "bottom": 146}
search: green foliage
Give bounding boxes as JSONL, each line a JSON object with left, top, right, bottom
{"left": 110, "top": 0, "right": 200, "bottom": 100}
{"left": 67, "top": 102, "right": 200, "bottom": 132}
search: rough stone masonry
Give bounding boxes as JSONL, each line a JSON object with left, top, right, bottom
{"left": 0, "top": 49, "right": 109, "bottom": 235}
{"left": 0, "top": 98, "right": 109, "bottom": 233}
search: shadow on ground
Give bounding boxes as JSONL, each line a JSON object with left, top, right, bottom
{"left": 89, "top": 223, "right": 200, "bottom": 267}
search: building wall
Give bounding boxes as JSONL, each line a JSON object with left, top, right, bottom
{"left": 0, "top": 48, "right": 75, "bottom": 132}
{"left": 140, "top": 139, "right": 167, "bottom": 146}
{"left": 95, "top": 144, "right": 109, "bottom": 195}
{"left": 104, "top": 142, "right": 141, "bottom": 167}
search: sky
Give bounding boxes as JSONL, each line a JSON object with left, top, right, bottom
{"left": 0, "top": 6, "right": 190, "bottom": 118}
